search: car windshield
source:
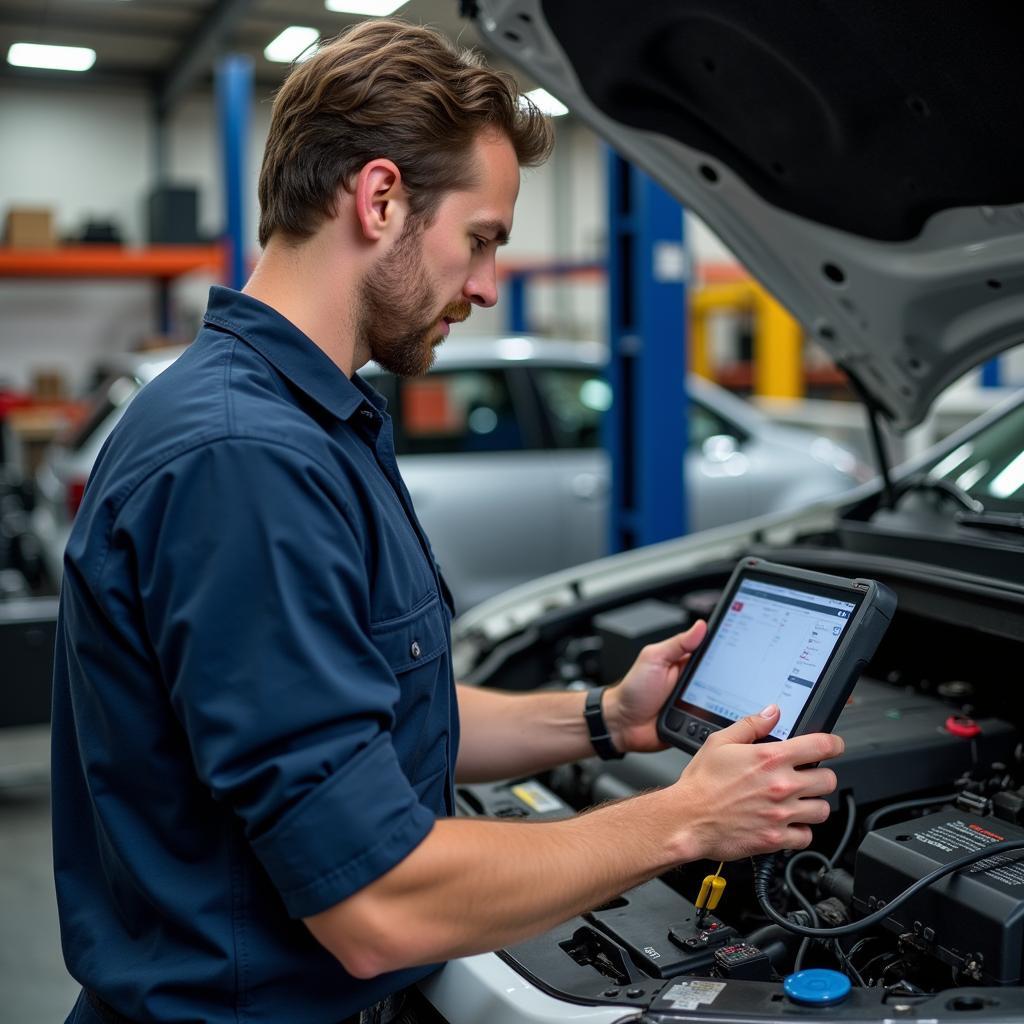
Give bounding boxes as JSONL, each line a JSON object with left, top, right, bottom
{"left": 924, "top": 398, "right": 1024, "bottom": 513}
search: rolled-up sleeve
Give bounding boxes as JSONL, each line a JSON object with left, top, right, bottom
{"left": 117, "top": 438, "right": 435, "bottom": 918}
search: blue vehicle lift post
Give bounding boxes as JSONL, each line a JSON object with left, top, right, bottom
{"left": 216, "top": 53, "right": 253, "bottom": 291}
{"left": 981, "top": 359, "right": 1002, "bottom": 388}
{"left": 605, "top": 152, "right": 689, "bottom": 553}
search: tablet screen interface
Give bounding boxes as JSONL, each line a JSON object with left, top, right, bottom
{"left": 678, "top": 577, "right": 858, "bottom": 739}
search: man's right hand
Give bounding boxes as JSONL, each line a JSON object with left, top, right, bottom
{"left": 306, "top": 702, "right": 844, "bottom": 978}
{"left": 666, "top": 703, "right": 844, "bottom": 864}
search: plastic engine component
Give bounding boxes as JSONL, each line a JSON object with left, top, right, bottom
{"left": 854, "top": 811, "right": 1024, "bottom": 984}
{"left": 783, "top": 969, "right": 852, "bottom": 1006}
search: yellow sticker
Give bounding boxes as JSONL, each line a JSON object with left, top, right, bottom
{"left": 511, "top": 782, "right": 562, "bottom": 813}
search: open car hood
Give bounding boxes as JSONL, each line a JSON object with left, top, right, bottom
{"left": 468, "top": 0, "right": 1024, "bottom": 429}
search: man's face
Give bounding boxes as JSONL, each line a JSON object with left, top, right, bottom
{"left": 358, "top": 131, "right": 520, "bottom": 377}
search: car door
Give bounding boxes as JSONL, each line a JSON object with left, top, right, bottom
{"left": 687, "top": 398, "right": 754, "bottom": 531}
{"left": 528, "top": 366, "right": 756, "bottom": 542}
{"left": 390, "top": 365, "right": 563, "bottom": 612}
{"left": 527, "top": 364, "right": 611, "bottom": 568}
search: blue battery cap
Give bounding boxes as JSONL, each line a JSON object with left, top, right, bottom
{"left": 783, "top": 969, "right": 852, "bottom": 1006}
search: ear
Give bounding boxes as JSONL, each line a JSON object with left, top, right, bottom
{"left": 352, "top": 159, "right": 408, "bottom": 243}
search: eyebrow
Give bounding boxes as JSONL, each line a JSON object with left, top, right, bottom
{"left": 471, "top": 220, "right": 511, "bottom": 246}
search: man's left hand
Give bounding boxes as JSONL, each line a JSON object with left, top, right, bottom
{"left": 603, "top": 621, "right": 708, "bottom": 754}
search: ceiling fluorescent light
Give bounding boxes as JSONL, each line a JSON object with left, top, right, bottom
{"left": 522, "top": 88, "right": 569, "bottom": 117}
{"left": 324, "top": 1, "right": 409, "bottom": 15}
{"left": 264, "top": 26, "right": 320, "bottom": 64}
{"left": 7, "top": 42, "right": 96, "bottom": 72}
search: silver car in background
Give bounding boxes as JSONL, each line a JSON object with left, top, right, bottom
{"left": 30, "top": 337, "right": 866, "bottom": 610}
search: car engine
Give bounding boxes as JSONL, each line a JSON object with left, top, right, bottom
{"left": 444, "top": 552, "right": 1024, "bottom": 1018}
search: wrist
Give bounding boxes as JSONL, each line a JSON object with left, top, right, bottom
{"left": 636, "top": 787, "right": 704, "bottom": 869}
{"left": 601, "top": 684, "right": 630, "bottom": 753}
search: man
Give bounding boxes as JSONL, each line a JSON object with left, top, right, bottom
{"left": 52, "top": 18, "right": 842, "bottom": 1024}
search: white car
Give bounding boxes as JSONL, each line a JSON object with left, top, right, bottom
{"left": 30, "top": 339, "right": 864, "bottom": 611}
{"left": 412, "top": 3, "right": 1024, "bottom": 1024}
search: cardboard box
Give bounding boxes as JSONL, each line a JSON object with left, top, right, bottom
{"left": 4, "top": 207, "right": 56, "bottom": 248}
{"left": 31, "top": 370, "right": 68, "bottom": 401}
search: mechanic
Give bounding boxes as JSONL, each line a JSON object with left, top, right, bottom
{"left": 51, "top": 19, "right": 843, "bottom": 1024}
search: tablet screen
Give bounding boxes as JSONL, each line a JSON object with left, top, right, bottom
{"left": 677, "top": 575, "right": 859, "bottom": 739}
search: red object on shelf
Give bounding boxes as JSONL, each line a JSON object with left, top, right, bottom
{"left": 0, "top": 391, "right": 34, "bottom": 418}
{"left": 945, "top": 715, "right": 982, "bottom": 738}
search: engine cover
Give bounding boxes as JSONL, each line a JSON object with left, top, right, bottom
{"left": 854, "top": 811, "right": 1024, "bottom": 985}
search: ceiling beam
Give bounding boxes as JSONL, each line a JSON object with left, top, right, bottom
{"left": 156, "top": 0, "right": 255, "bottom": 116}
{"left": 0, "top": 65, "right": 156, "bottom": 91}
{"left": 0, "top": 11, "right": 189, "bottom": 41}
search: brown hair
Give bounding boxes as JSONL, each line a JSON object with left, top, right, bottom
{"left": 257, "top": 18, "right": 554, "bottom": 247}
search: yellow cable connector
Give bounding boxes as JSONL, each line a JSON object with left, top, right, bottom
{"left": 695, "top": 862, "right": 726, "bottom": 916}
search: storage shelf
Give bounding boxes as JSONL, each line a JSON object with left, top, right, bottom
{"left": 0, "top": 245, "right": 224, "bottom": 280}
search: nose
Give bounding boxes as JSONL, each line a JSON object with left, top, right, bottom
{"left": 464, "top": 256, "right": 499, "bottom": 308}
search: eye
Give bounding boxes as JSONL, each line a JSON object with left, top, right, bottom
{"left": 472, "top": 235, "right": 489, "bottom": 253}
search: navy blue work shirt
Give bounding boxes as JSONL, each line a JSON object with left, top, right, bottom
{"left": 51, "top": 286, "right": 460, "bottom": 1024}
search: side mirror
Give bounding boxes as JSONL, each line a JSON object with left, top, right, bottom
{"left": 701, "top": 434, "right": 739, "bottom": 462}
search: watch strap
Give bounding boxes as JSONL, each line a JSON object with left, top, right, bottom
{"left": 584, "top": 687, "right": 625, "bottom": 760}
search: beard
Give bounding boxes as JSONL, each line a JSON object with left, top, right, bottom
{"left": 358, "top": 220, "right": 471, "bottom": 378}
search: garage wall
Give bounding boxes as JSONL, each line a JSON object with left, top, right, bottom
{"left": 0, "top": 81, "right": 630, "bottom": 390}
{"left": 5, "top": 81, "right": 1020, "bottom": 395}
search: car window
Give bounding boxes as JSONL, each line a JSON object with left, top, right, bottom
{"left": 689, "top": 399, "right": 743, "bottom": 450}
{"left": 64, "top": 374, "right": 139, "bottom": 453}
{"left": 927, "top": 400, "right": 1024, "bottom": 513}
{"left": 532, "top": 367, "right": 611, "bottom": 449}
{"left": 393, "top": 369, "right": 525, "bottom": 455}
{"left": 532, "top": 367, "right": 744, "bottom": 452}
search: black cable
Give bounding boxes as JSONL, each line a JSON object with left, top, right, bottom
{"left": 754, "top": 839, "right": 1024, "bottom": 938}
{"left": 862, "top": 793, "right": 957, "bottom": 834}
{"left": 784, "top": 850, "right": 828, "bottom": 971}
{"left": 784, "top": 850, "right": 831, "bottom": 914}
{"left": 861, "top": 951, "right": 899, "bottom": 985}
{"left": 845, "top": 936, "right": 880, "bottom": 965}
{"left": 833, "top": 938, "right": 866, "bottom": 987}
{"left": 829, "top": 792, "right": 858, "bottom": 866}
{"left": 782, "top": 794, "right": 857, "bottom": 972}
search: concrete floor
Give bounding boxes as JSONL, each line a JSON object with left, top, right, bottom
{"left": 0, "top": 727, "right": 80, "bottom": 1024}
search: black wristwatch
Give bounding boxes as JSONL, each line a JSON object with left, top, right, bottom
{"left": 584, "top": 687, "right": 625, "bottom": 760}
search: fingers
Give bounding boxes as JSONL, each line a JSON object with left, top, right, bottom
{"left": 790, "top": 767, "right": 838, "bottom": 799}
{"left": 768, "top": 731, "right": 846, "bottom": 766}
{"left": 704, "top": 704, "right": 780, "bottom": 747}
{"left": 648, "top": 620, "right": 707, "bottom": 663}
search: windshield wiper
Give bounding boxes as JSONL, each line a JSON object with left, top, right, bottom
{"left": 899, "top": 477, "right": 985, "bottom": 514}
{"left": 954, "top": 510, "right": 1024, "bottom": 536}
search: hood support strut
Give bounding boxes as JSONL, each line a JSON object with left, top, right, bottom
{"left": 847, "top": 373, "right": 896, "bottom": 509}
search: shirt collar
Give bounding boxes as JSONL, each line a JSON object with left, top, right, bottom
{"left": 202, "top": 285, "right": 381, "bottom": 424}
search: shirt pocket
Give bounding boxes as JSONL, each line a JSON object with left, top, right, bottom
{"left": 370, "top": 593, "right": 452, "bottom": 792}
{"left": 369, "top": 592, "right": 448, "bottom": 673}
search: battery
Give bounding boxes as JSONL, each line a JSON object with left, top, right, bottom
{"left": 854, "top": 810, "right": 1024, "bottom": 984}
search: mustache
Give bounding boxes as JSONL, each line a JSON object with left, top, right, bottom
{"left": 440, "top": 302, "right": 471, "bottom": 323}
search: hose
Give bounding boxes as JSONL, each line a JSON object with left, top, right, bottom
{"left": 754, "top": 839, "right": 1024, "bottom": 938}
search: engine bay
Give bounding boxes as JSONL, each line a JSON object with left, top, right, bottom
{"left": 444, "top": 551, "right": 1024, "bottom": 1019}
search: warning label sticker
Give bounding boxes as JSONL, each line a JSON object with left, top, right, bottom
{"left": 913, "top": 819, "right": 1024, "bottom": 887}
{"left": 663, "top": 980, "right": 726, "bottom": 1010}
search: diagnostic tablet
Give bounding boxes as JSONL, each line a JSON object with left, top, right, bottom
{"left": 657, "top": 558, "right": 897, "bottom": 754}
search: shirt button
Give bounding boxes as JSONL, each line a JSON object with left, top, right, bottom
{"left": 410, "top": 641, "right": 422, "bottom": 659}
